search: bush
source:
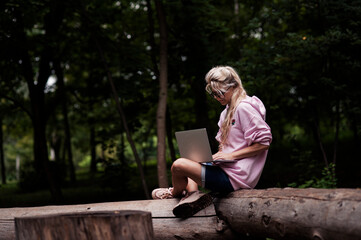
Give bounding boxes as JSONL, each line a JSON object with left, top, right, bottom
{"left": 288, "top": 163, "right": 337, "bottom": 189}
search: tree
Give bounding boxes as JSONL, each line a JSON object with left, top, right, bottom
{"left": 54, "top": 60, "right": 76, "bottom": 184}
{"left": 154, "top": 0, "right": 169, "bottom": 188}
{"left": 8, "top": 0, "right": 65, "bottom": 201}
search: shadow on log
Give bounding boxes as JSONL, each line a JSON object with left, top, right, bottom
{"left": 1, "top": 188, "right": 361, "bottom": 240}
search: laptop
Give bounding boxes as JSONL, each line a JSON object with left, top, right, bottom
{"left": 175, "top": 128, "right": 237, "bottom": 163}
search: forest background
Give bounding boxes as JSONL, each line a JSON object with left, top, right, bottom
{"left": 0, "top": 0, "right": 360, "bottom": 207}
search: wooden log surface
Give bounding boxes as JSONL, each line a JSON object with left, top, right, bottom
{"left": 2, "top": 188, "right": 360, "bottom": 240}
{"left": 15, "top": 210, "right": 153, "bottom": 240}
{"left": 214, "top": 188, "right": 361, "bottom": 240}
{"left": 0, "top": 198, "right": 236, "bottom": 240}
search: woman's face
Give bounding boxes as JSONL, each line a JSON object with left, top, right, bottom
{"left": 213, "top": 87, "right": 234, "bottom": 106}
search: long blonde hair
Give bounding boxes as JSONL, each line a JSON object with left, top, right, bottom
{"left": 205, "top": 66, "right": 247, "bottom": 148}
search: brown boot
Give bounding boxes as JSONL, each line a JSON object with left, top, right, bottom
{"left": 172, "top": 191, "right": 213, "bottom": 218}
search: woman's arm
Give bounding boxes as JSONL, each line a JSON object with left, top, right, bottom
{"left": 212, "top": 143, "right": 269, "bottom": 161}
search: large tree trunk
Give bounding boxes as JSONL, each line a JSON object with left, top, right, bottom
{"left": 31, "top": 65, "right": 63, "bottom": 202}
{"left": 146, "top": 0, "right": 159, "bottom": 78}
{"left": 54, "top": 60, "right": 76, "bottom": 183}
{"left": 166, "top": 107, "right": 176, "bottom": 162}
{"left": 31, "top": 89, "right": 63, "bottom": 202}
{"left": 0, "top": 117, "right": 6, "bottom": 184}
{"left": 154, "top": 0, "right": 169, "bottom": 188}
{"left": 147, "top": 0, "right": 176, "bottom": 163}
{"left": 15, "top": 4, "right": 63, "bottom": 202}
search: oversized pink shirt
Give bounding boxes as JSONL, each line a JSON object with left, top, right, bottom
{"left": 215, "top": 95, "right": 272, "bottom": 190}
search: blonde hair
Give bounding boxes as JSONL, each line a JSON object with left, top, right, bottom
{"left": 205, "top": 66, "right": 247, "bottom": 148}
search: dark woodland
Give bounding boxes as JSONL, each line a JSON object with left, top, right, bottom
{"left": 0, "top": 0, "right": 360, "bottom": 207}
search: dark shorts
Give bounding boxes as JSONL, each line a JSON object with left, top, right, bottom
{"left": 201, "top": 164, "right": 234, "bottom": 193}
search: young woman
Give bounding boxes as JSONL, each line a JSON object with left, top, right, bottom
{"left": 152, "top": 66, "right": 272, "bottom": 218}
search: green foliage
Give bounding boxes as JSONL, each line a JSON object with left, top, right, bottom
{"left": 288, "top": 163, "right": 337, "bottom": 189}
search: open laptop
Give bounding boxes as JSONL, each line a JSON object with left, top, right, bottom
{"left": 175, "top": 128, "right": 237, "bottom": 163}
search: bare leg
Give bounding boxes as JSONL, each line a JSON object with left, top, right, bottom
{"left": 171, "top": 158, "right": 202, "bottom": 197}
{"left": 171, "top": 160, "right": 213, "bottom": 218}
{"left": 186, "top": 178, "right": 198, "bottom": 193}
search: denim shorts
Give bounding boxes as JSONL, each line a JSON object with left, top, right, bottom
{"left": 201, "top": 164, "right": 234, "bottom": 193}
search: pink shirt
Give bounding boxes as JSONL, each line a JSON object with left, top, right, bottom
{"left": 215, "top": 95, "right": 272, "bottom": 190}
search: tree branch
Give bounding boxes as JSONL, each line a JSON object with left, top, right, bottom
{"left": 0, "top": 94, "right": 32, "bottom": 119}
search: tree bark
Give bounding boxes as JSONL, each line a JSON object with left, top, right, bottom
{"left": 214, "top": 188, "right": 361, "bottom": 240}
{"left": 0, "top": 117, "right": 6, "bottom": 184}
{"left": 14, "top": 3, "right": 64, "bottom": 202}
{"left": 166, "top": 107, "right": 176, "bottom": 162}
{"left": 154, "top": 0, "right": 169, "bottom": 188}
{"left": 32, "top": 59, "right": 63, "bottom": 202}
{"left": 54, "top": 60, "right": 76, "bottom": 183}
{"left": 147, "top": 0, "right": 175, "bottom": 164}
{"left": 146, "top": 0, "right": 160, "bottom": 78}
{"left": 15, "top": 211, "right": 154, "bottom": 240}
{"left": 147, "top": 0, "right": 176, "bottom": 165}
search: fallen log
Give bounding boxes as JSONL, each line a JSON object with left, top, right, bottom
{"left": 214, "top": 188, "right": 361, "bottom": 240}
{"left": 1, "top": 188, "right": 360, "bottom": 240}
{"left": 0, "top": 198, "right": 236, "bottom": 240}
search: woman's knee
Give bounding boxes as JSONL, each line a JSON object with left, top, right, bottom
{"left": 171, "top": 158, "right": 191, "bottom": 174}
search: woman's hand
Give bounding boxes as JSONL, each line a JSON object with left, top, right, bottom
{"left": 212, "top": 151, "right": 234, "bottom": 161}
